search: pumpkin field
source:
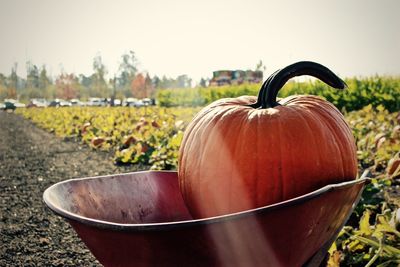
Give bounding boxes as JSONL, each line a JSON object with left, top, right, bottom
{"left": 7, "top": 66, "right": 400, "bottom": 267}
{"left": 16, "top": 101, "right": 400, "bottom": 266}
{"left": 2, "top": 0, "right": 400, "bottom": 265}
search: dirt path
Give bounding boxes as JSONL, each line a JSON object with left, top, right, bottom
{"left": 0, "top": 111, "right": 143, "bottom": 266}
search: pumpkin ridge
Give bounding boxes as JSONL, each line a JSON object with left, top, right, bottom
{"left": 191, "top": 105, "right": 240, "bottom": 216}
{"left": 254, "top": 110, "right": 261, "bottom": 206}
{"left": 179, "top": 116, "right": 202, "bottom": 192}
{"left": 275, "top": 110, "right": 285, "bottom": 201}
{"left": 328, "top": 110, "right": 357, "bottom": 179}
{"left": 180, "top": 107, "right": 222, "bottom": 208}
{"left": 321, "top": 105, "right": 357, "bottom": 171}
{"left": 228, "top": 110, "right": 250, "bottom": 213}
{"left": 303, "top": 107, "right": 343, "bottom": 193}
{"left": 196, "top": 107, "right": 233, "bottom": 213}
{"left": 179, "top": 104, "right": 218, "bottom": 167}
{"left": 243, "top": 108, "right": 261, "bottom": 207}
{"left": 255, "top": 110, "right": 279, "bottom": 204}
{"left": 286, "top": 105, "right": 322, "bottom": 197}
{"left": 310, "top": 105, "right": 347, "bottom": 179}
{"left": 323, "top": 104, "right": 356, "bottom": 175}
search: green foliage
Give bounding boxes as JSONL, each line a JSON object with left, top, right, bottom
{"left": 328, "top": 106, "right": 400, "bottom": 267}
{"left": 331, "top": 178, "right": 400, "bottom": 267}
{"left": 157, "top": 83, "right": 259, "bottom": 107}
{"left": 157, "top": 76, "right": 400, "bottom": 112}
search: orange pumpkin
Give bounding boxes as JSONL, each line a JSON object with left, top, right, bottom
{"left": 178, "top": 61, "right": 358, "bottom": 219}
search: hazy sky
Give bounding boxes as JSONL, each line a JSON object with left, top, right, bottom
{"left": 0, "top": 0, "right": 399, "bottom": 83}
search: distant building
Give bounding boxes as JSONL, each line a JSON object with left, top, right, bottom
{"left": 209, "top": 70, "right": 263, "bottom": 86}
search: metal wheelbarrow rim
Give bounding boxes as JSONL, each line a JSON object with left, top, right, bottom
{"left": 43, "top": 170, "right": 368, "bottom": 231}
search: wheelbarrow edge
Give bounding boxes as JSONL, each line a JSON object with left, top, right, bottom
{"left": 43, "top": 170, "right": 369, "bottom": 232}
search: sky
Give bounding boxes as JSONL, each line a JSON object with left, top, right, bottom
{"left": 0, "top": 0, "right": 399, "bottom": 83}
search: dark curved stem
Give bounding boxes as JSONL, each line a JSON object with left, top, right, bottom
{"left": 251, "top": 61, "right": 347, "bottom": 109}
{"left": 248, "top": 69, "right": 279, "bottom": 108}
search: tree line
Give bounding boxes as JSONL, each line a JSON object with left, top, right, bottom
{"left": 0, "top": 51, "right": 198, "bottom": 102}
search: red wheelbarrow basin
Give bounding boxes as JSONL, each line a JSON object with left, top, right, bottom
{"left": 43, "top": 171, "right": 367, "bottom": 267}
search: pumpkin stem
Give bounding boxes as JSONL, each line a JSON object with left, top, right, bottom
{"left": 251, "top": 61, "right": 347, "bottom": 109}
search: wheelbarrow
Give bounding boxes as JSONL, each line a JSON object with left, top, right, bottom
{"left": 43, "top": 170, "right": 368, "bottom": 267}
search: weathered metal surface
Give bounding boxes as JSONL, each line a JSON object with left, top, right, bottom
{"left": 44, "top": 171, "right": 367, "bottom": 267}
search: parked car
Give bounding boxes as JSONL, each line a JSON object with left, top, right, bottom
{"left": 88, "top": 98, "right": 107, "bottom": 107}
{"left": 3, "top": 99, "right": 25, "bottom": 109}
{"left": 142, "top": 98, "right": 153, "bottom": 106}
{"left": 1, "top": 101, "right": 16, "bottom": 110}
{"left": 49, "top": 99, "right": 71, "bottom": 107}
{"left": 112, "top": 99, "right": 122, "bottom": 106}
{"left": 27, "top": 98, "right": 48, "bottom": 108}
{"left": 14, "top": 102, "right": 26, "bottom": 108}
{"left": 124, "top": 98, "right": 145, "bottom": 107}
{"left": 70, "top": 99, "right": 84, "bottom": 106}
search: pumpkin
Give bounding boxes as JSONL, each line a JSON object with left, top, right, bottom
{"left": 178, "top": 61, "right": 358, "bottom": 219}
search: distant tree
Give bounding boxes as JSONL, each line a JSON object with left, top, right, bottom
{"left": 152, "top": 75, "right": 161, "bottom": 89}
{"left": 7, "top": 63, "right": 18, "bottom": 99}
{"left": 154, "top": 74, "right": 193, "bottom": 89}
{"left": 109, "top": 76, "right": 117, "bottom": 106}
{"left": 118, "top": 51, "right": 138, "bottom": 94}
{"left": 8, "top": 63, "right": 18, "bottom": 89}
{"left": 79, "top": 74, "right": 92, "bottom": 88}
{"left": 91, "top": 54, "right": 108, "bottom": 97}
{"left": 75, "top": 74, "right": 91, "bottom": 99}
{"left": 39, "top": 65, "right": 51, "bottom": 90}
{"left": 26, "top": 61, "right": 40, "bottom": 89}
{"left": 56, "top": 73, "right": 79, "bottom": 99}
{"left": 43, "top": 84, "right": 57, "bottom": 100}
{"left": 0, "top": 73, "right": 6, "bottom": 87}
{"left": 0, "top": 72, "right": 5, "bottom": 81}
{"left": 93, "top": 54, "right": 107, "bottom": 81}
{"left": 0, "top": 73, "right": 7, "bottom": 100}
{"left": 176, "top": 74, "right": 192, "bottom": 88}
{"left": 199, "top": 77, "right": 207, "bottom": 87}
{"left": 255, "top": 60, "right": 266, "bottom": 72}
{"left": 0, "top": 87, "right": 5, "bottom": 100}
{"left": 144, "top": 73, "right": 155, "bottom": 98}
{"left": 157, "top": 76, "right": 175, "bottom": 89}
{"left": 131, "top": 73, "right": 145, "bottom": 98}
{"left": 159, "top": 75, "right": 170, "bottom": 88}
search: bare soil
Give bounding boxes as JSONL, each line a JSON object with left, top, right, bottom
{"left": 0, "top": 111, "right": 144, "bottom": 266}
